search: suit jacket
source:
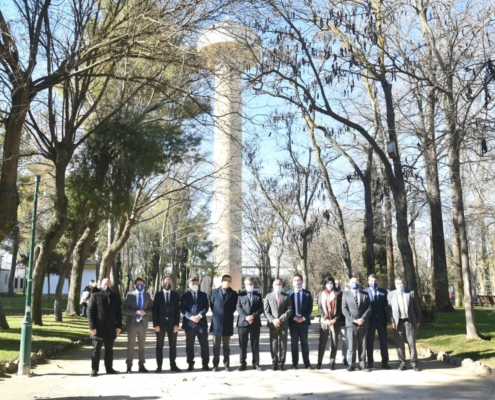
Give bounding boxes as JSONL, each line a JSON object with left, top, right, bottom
{"left": 209, "top": 287, "right": 238, "bottom": 336}
{"left": 317, "top": 289, "right": 343, "bottom": 329}
{"left": 388, "top": 289, "right": 421, "bottom": 328}
{"left": 236, "top": 290, "right": 263, "bottom": 328}
{"left": 341, "top": 290, "right": 372, "bottom": 328}
{"left": 181, "top": 290, "right": 209, "bottom": 331}
{"left": 287, "top": 288, "right": 313, "bottom": 326}
{"left": 152, "top": 290, "right": 181, "bottom": 328}
{"left": 263, "top": 291, "right": 292, "bottom": 330}
{"left": 88, "top": 290, "right": 123, "bottom": 340}
{"left": 365, "top": 287, "right": 389, "bottom": 326}
{"left": 124, "top": 291, "right": 153, "bottom": 330}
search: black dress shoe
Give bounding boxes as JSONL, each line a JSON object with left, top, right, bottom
{"left": 291, "top": 365, "right": 298, "bottom": 370}
{"left": 170, "top": 365, "right": 182, "bottom": 372}
{"left": 272, "top": 364, "right": 279, "bottom": 371}
{"left": 213, "top": 366, "right": 219, "bottom": 372}
{"left": 343, "top": 359, "right": 349, "bottom": 366}
{"left": 187, "top": 364, "right": 194, "bottom": 372}
{"left": 346, "top": 366, "right": 355, "bottom": 372}
{"left": 126, "top": 367, "right": 132, "bottom": 374}
{"left": 90, "top": 370, "right": 98, "bottom": 377}
{"left": 316, "top": 363, "right": 322, "bottom": 370}
{"left": 368, "top": 362, "right": 374, "bottom": 369}
{"left": 237, "top": 365, "right": 247, "bottom": 371}
{"left": 413, "top": 366, "right": 422, "bottom": 372}
{"left": 106, "top": 369, "right": 119, "bottom": 374}
{"left": 155, "top": 368, "right": 162, "bottom": 373}
{"left": 253, "top": 365, "right": 263, "bottom": 371}
{"left": 224, "top": 365, "right": 231, "bottom": 372}
{"left": 361, "top": 367, "right": 371, "bottom": 372}
{"left": 202, "top": 365, "right": 211, "bottom": 371}
{"left": 399, "top": 365, "right": 407, "bottom": 371}
{"left": 305, "top": 365, "right": 313, "bottom": 370}
{"left": 279, "top": 364, "right": 285, "bottom": 371}
{"left": 329, "top": 363, "right": 335, "bottom": 370}
{"left": 139, "top": 366, "right": 149, "bottom": 373}
{"left": 382, "top": 363, "right": 391, "bottom": 370}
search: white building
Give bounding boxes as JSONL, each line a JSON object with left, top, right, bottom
{"left": 0, "top": 250, "right": 26, "bottom": 293}
{"left": 42, "top": 259, "right": 97, "bottom": 296}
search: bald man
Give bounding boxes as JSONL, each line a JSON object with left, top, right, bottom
{"left": 88, "top": 278, "right": 123, "bottom": 377}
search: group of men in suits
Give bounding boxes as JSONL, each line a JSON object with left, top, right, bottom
{"left": 87, "top": 272, "right": 421, "bottom": 376}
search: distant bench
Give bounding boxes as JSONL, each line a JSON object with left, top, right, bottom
{"left": 474, "top": 295, "right": 495, "bottom": 307}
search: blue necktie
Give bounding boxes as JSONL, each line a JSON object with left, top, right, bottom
{"left": 137, "top": 293, "right": 143, "bottom": 321}
{"left": 296, "top": 291, "right": 302, "bottom": 317}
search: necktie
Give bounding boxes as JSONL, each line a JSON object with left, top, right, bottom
{"left": 354, "top": 291, "right": 359, "bottom": 307}
{"left": 248, "top": 292, "right": 252, "bottom": 306}
{"left": 276, "top": 292, "right": 280, "bottom": 308}
{"left": 166, "top": 292, "right": 169, "bottom": 304}
{"left": 137, "top": 293, "right": 143, "bottom": 321}
{"left": 399, "top": 292, "right": 406, "bottom": 318}
{"left": 296, "top": 291, "right": 302, "bottom": 316}
{"left": 193, "top": 293, "right": 197, "bottom": 304}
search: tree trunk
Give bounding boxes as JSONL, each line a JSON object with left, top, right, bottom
{"left": 65, "top": 219, "right": 99, "bottom": 316}
{"left": 8, "top": 224, "right": 20, "bottom": 296}
{"left": 0, "top": 296, "right": 9, "bottom": 329}
{"left": 99, "top": 214, "right": 135, "bottom": 281}
{"left": 363, "top": 156, "right": 376, "bottom": 276}
{"left": 445, "top": 95, "right": 478, "bottom": 339}
{"left": 31, "top": 158, "right": 70, "bottom": 325}
{"left": 54, "top": 202, "right": 90, "bottom": 321}
{"left": 383, "top": 183, "right": 395, "bottom": 291}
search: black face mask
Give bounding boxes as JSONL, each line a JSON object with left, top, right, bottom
{"left": 163, "top": 284, "right": 172, "bottom": 291}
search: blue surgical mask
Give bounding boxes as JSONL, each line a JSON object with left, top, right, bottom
{"left": 335, "top": 285, "right": 341, "bottom": 291}
{"left": 326, "top": 283, "right": 334, "bottom": 291}
{"left": 370, "top": 282, "right": 378, "bottom": 290}
{"left": 136, "top": 284, "right": 144, "bottom": 292}
{"left": 351, "top": 283, "right": 360, "bottom": 290}
{"left": 396, "top": 284, "right": 405, "bottom": 293}
{"left": 275, "top": 285, "right": 283, "bottom": 292}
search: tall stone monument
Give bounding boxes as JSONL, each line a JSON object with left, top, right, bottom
{"left": 197, "top": 21, "right": 259, "bottom": 290}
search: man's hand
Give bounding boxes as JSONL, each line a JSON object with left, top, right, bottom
{"left": 273, "top": 318, "right": 281, "bottom": 327}
{"left": 246, "top": 315, "right": 254, "bottom": 324}
{"left": 136, "top": 310, "right": 146, "bottom": 316}
{"left": 173, "top": 325, "right": 179, "bottom": 334}
{"left": 191, "top": 315, "right": 201, "bottom": 324}
{"left": 116, "top": 328, "right": 121, "bottom": 335}
{"left": 329, "top": 319, "right": 336, "bottom": 326}
{"left": 154, "top": 326, "right": 160, "bottom": 333}
{"left": 91, "top": 329, "right": 97, "bottom": 336}
{"left": 392, "top": 323, "right": 396, "bottom": 329}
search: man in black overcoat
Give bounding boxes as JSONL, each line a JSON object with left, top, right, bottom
{"left": 87, "top": 278, "right": 122, "bottom": 377}
{"left": 210, "top": 274, "right": 238, "bottom": 371}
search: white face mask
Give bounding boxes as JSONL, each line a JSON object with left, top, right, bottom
{"left": 190, "top": 284, "right": 198, "bottom": 292}
{"left": 245, "top": 284, "right": 254, "bottom": 292}
{"left": 326, "top": 283, "right": 334, "bottom": 291}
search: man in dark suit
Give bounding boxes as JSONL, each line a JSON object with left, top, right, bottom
{"left": 153, "top": 276, "right": 181, "bottom": 373}
{"left": 181, "top": 276, "right": 210, "bottom": 371}
{"left": 124, "top": 277, "right": 153, "bottom": 374}
{"left": 341, "top": 277, "right": 372, "bottom": 372}
{"left": 365, "top": 274, "right": 390, "bottom": 369}
{"left": 210, "top": 274, "right": 238, "bottom": 371}
{"left": 287, "top": 274, "right": 313, "bottom": 369}
{"left": 87, "top": 278, "right": 122, "bottom": 377}
{"left": 236, "top": 277, "right": 263, "bottom": 371}
{"left": 264, "top": 278, "right": 292, "bottom": 371}
{"left": 388, "top": 276, "right": 421, "bottom": 371}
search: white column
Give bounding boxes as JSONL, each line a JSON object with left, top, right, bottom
{"left": 211, "top": 64, "right": 243, "bottom": 291}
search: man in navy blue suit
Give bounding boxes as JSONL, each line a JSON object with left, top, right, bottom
{"left": 287, "top": 274, "right": 313, "bottom": 369}
{"left": 181, "top": 276, "right": 210, "bottom": 371}
{"left": 365, "top": 274, "right": 390, "bottom": 369}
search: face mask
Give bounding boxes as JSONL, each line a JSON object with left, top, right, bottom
{"left": 136, "top": 284, "right": 144, "bottom": 292}
{"left": 370, "top": 282, "right": 378, "bottom": 290}
{"left": 163, "top": 284, "right": 172, "bottom": 291}
{"left": 295, "top": 281, "right": 302, "bottom": 289}
{"left": 396, "top": 284, "right": 405, "bottom": 293}
{"left": 275, "top": 285, "right": 283, "bottom": 292}
{"left": 326, "top": 283, "right": 334, "bottom": 291}
{"left": 245, "top": 284, "right": 254, "bottom": 292}
{"left": 351, "top": 283, "right": 360, "bottom": 290}
{"left": 335, "top": 285, "right": 341, "bottom": 291}
{"left": 221, "top": 281, "right": 231, "bottom": 289}
{"left": 191, "top": 284, "right": 198, "bottom": 292}
{"left": 102, "top": 284, "right": 110, "bottom": 292}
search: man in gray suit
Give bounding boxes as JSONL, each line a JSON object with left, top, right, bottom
{"left": 124, "top": 277, "right": 153, "bottom": 373}
{"left": 388, "top": 276, "right": 421, "bottom": 371}
{"left": 341, "top": 277, "right": 371, "bottom": 372}
{"left": 264, "top": 279, "right": 292, "bottom": 371}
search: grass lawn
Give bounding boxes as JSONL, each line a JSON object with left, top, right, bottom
{"left": 0, "top": 294, "right": 89, "bottom": 363}
{"left": 417, "top": 307, "right": 495, "bottom": 368}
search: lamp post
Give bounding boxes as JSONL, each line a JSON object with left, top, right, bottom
{"left": 18, "top": 162, "right": 54, "bottom": 376}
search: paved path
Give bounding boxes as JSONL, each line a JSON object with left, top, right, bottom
{"left": 1, "top": 321, "right": 494, "bottom": 400}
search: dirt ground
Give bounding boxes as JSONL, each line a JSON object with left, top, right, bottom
{"left": 1, "top": 320, "right": 494, "bottom": 400}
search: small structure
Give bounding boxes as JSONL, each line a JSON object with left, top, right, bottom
{"left": 42, "top": 259, "right": 97, "bottom": 296}
{"left": 197, "top": 20, "right": 259, "bottom": 290}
